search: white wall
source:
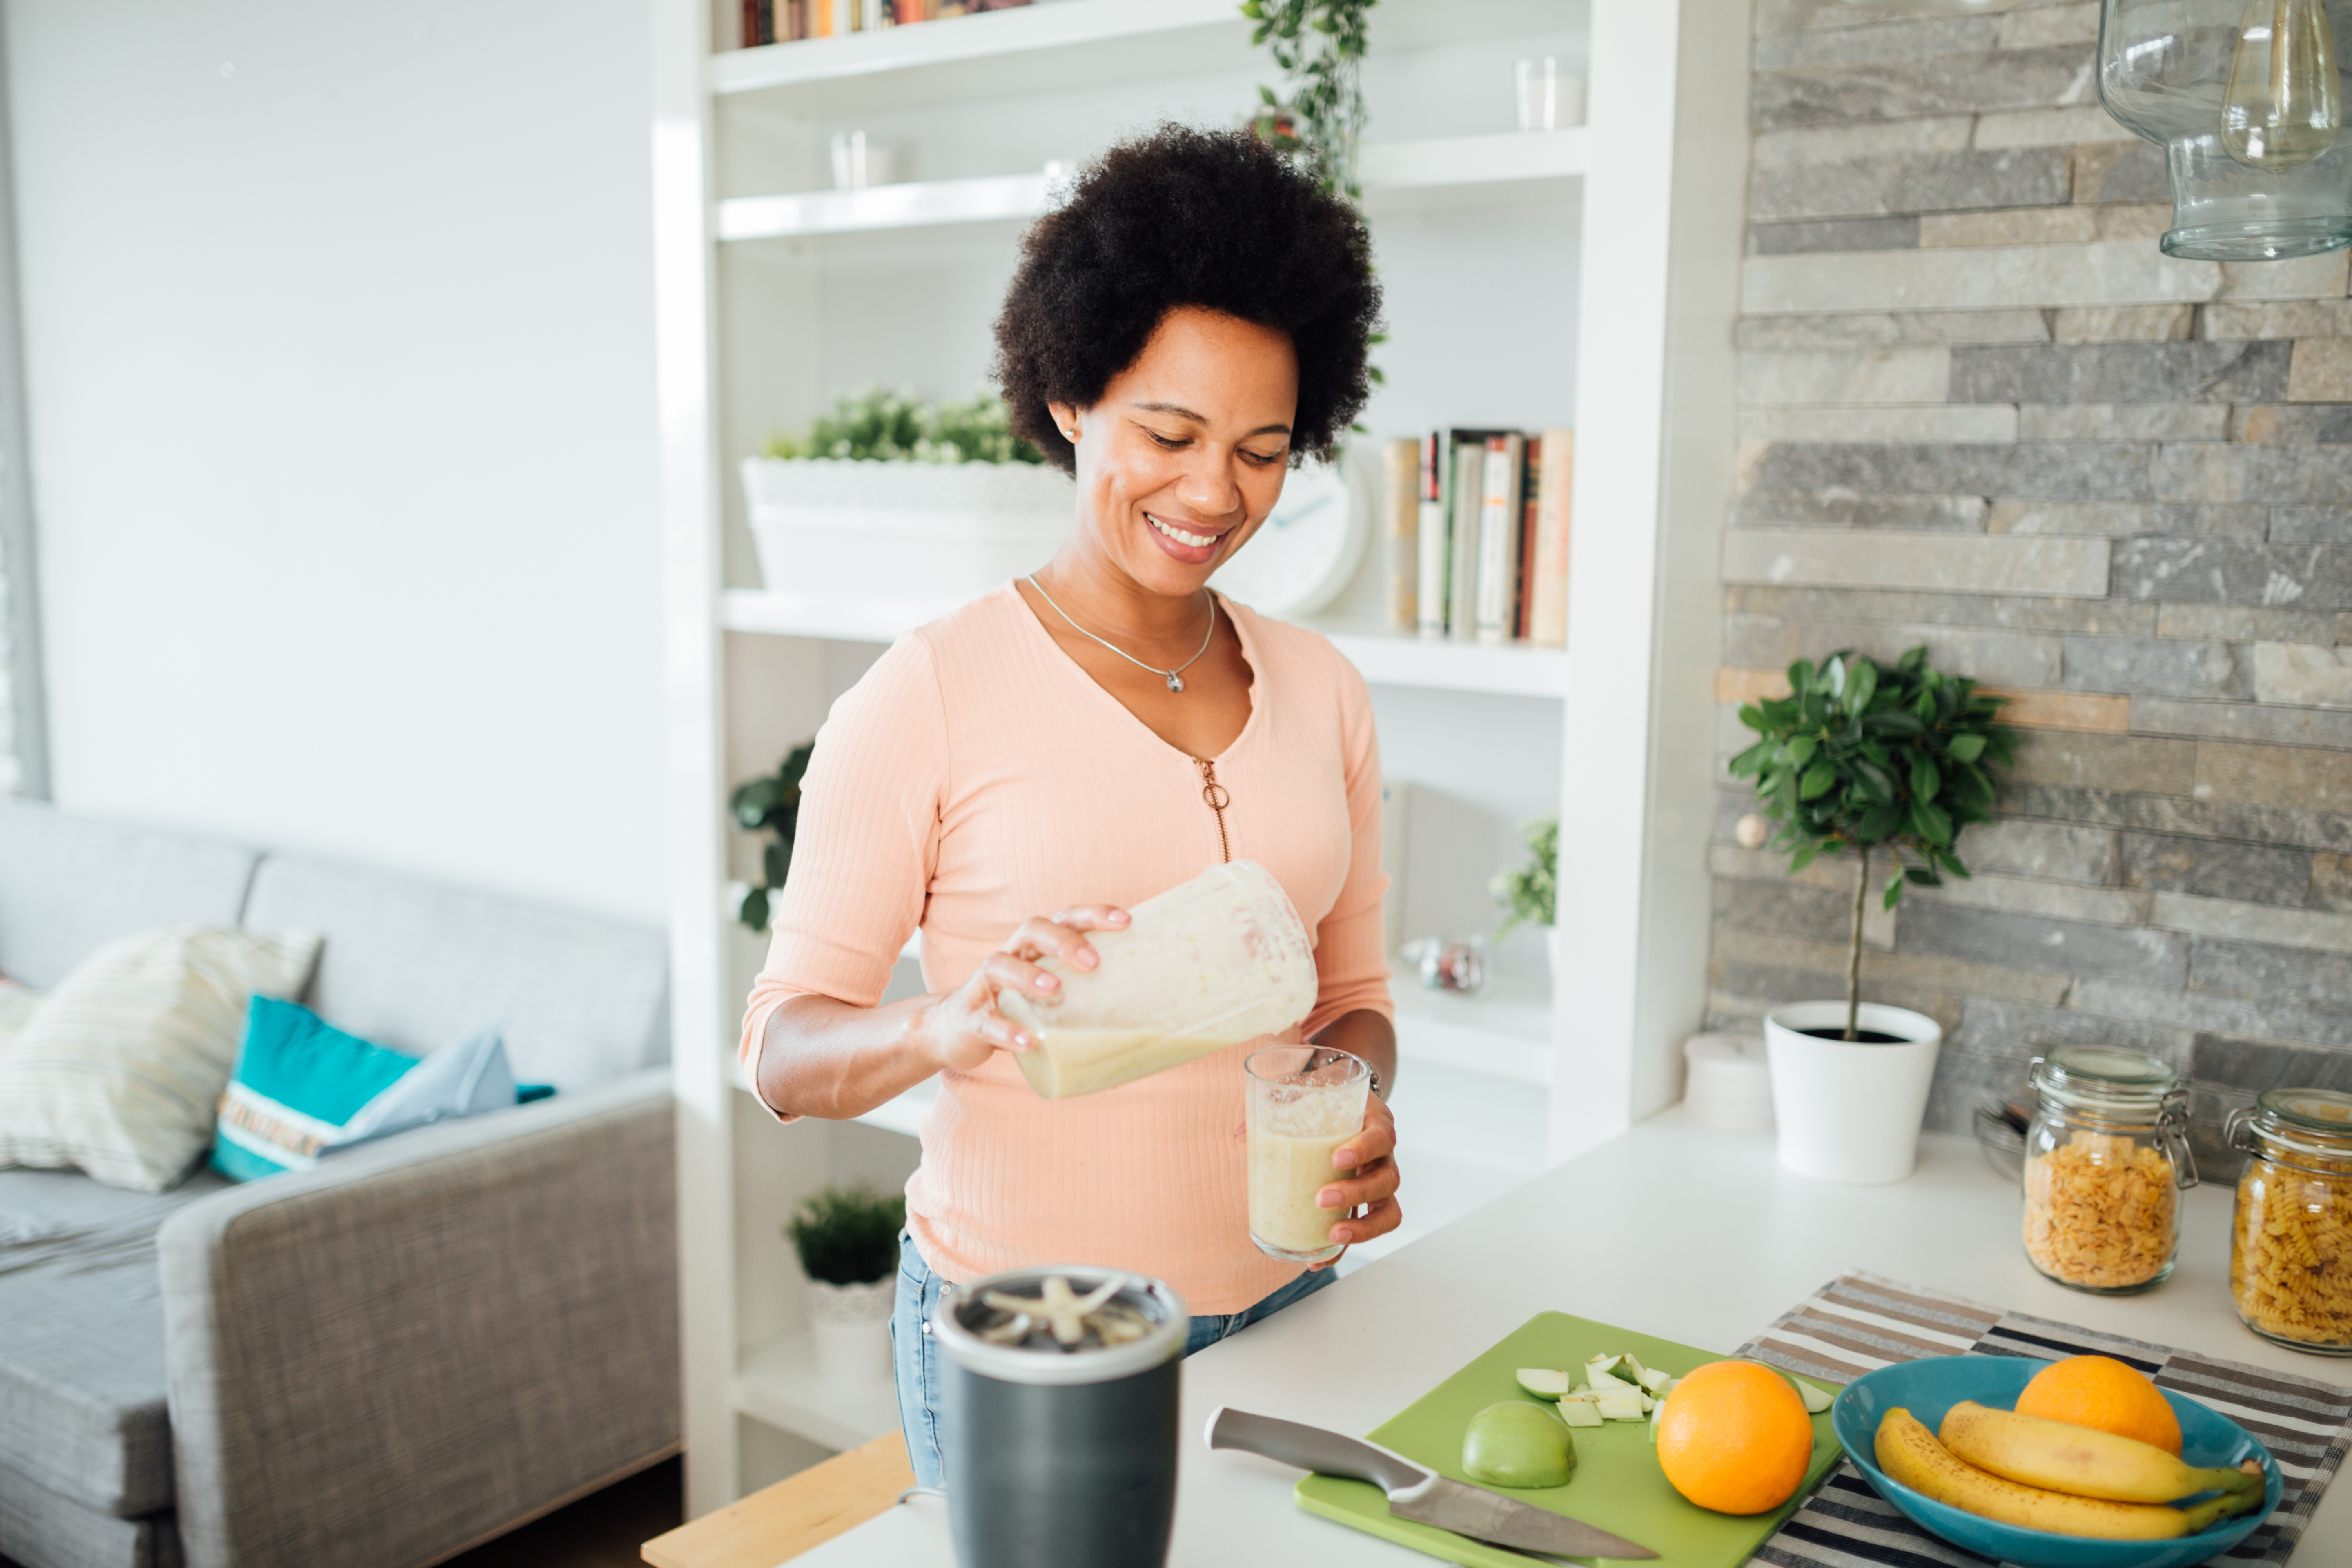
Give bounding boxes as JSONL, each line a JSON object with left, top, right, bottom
{"left": 7, "top": 0, "right": 666, "bottom": 921}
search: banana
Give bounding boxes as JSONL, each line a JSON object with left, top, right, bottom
{"left": 1874, "top": 1408, "right": 2260, "bottom": 1541}
{"left": 1939, "top": 1400, "right": 2262, "bottom": 1506}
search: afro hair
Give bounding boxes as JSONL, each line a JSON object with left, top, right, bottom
{"left": 991, "top": 123, "right": 1382, "bottom": 475}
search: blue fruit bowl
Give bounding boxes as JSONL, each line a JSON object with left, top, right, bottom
{"left": 1829, "top": 1356, "right": 2282, "bottom": 1568}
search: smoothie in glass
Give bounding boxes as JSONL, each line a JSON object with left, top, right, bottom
{"left": 1244, "top": 1047, "right": 1370, "bottom": 1264}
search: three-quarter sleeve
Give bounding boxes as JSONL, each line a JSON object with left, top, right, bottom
{"left": 737, "top": 633, "right": 950, "bottom": 1118}
{"left": 1302, "top": 659, "right": 1393, "bottom": 1038}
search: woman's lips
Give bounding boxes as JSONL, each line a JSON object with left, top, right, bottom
{"left": 1145, "top": 511, "right": 1226, "bottom": 564}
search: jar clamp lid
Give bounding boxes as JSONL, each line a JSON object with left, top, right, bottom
{"left": 2028, "top": 1045, "right": 2196, "bottom": 1187}
{"left": 2029, "top": 1045, "right": 2189, "bottom": 1115}
{"left": 2226, "top": 1087, "right": 2352, "bottom": 1174}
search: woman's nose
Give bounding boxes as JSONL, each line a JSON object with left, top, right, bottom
{"left": 1175, "top": 451, "right": 1245, "bottom": 519}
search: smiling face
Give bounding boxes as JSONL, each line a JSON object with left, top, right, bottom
{"left": 1049, "top": 306, "right": 1299, "bottom": 601}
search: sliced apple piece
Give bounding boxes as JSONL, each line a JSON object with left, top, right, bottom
{"left": 1558, "top": 1398, "right": 1605, "bottom": 1428}
{"left": 1595, "top": 1390, "right": 1647, "bottom": 1421}
{"left": 1515, "top": 1368, "right": 1573, "bottom": 1401}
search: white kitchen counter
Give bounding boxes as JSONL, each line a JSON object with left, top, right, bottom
{"left": 792, "top": 1108, "right": 2352, "bottom": 1566}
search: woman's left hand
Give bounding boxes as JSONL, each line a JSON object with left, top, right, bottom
{"left": 1309, "top": 1093, "right": 1401, "bottom": 1270}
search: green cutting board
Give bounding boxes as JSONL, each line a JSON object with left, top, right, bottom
{"left": 1295, "top": 1312, "right": 1842, "bottom": 1568}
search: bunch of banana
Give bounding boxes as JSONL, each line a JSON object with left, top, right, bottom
{"left": 1875, "top": 1405, "right": 2263, "bottom": 1541}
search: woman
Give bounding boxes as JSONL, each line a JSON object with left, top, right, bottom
{"left": 739, "top": 124, "right": 1397, "bottom": 1486}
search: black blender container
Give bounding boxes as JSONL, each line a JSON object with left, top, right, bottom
{"left": 931, "top": 1264, "right": 1188, "bottom": 1567}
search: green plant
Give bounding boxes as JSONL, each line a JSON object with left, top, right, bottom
{"left": 1242, "top": 0, "right": 1374, "bottom": 203}
{"left": 729, "top": 742, "right": 813, "bottom": 931}
{"left": 762, "top": 385, "right": 1043, "bottom": 465}
{"left": 786, "top": 1181, "right": 906, "bottom": 1287}
{"left": 1490, "top": 815, "right": 1559, "bottom": 941}
{"left": 1729, "top": 648, "right": 2018, "bottom": 1041}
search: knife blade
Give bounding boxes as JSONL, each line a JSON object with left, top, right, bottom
{"left": 1205, "top": 1405, "right": 1660, "bottom": 1560}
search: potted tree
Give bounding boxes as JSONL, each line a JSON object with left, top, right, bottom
{"left": 1728, "top": 648, "right": 2016, "bottom": 1185}
{"left": 787, "top": 1181, "right": 906, "bottom": 1385}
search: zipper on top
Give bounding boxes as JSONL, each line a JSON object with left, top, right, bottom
{"left": 1195, "top": 757, "right": 1232, "bottom": 864}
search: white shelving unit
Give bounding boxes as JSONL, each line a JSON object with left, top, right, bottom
{"left": 714, "top": 127, "right": 1587, "bottom": 241}
{"left": 657, "top": 0, "right": 1746, "bottom": 1515}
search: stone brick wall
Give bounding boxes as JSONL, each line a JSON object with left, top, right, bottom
{"left": 1708, "top": 0, "right": 2352, "bottom": 1167}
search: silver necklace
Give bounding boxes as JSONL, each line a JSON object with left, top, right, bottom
{"left": 1025, "top": 575, "right": 1216, "bottom": 694}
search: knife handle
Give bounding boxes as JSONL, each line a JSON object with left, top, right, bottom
{"left": 1203, "top": 1406, "right": 1433, "bottom": 1497}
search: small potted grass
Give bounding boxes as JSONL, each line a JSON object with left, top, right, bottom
{"left": 788, "top": 1181, "right": 906, "bottom": 1384}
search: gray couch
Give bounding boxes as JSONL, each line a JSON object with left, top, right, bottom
{"left": 0, "top": 800, "right": 679, "bottom": 1568}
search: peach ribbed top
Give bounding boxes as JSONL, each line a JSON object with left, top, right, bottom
{"left": 739, "top": 583, "right": 1391, "bottom": 1313}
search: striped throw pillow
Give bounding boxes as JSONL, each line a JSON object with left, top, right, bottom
{"left": 0, "top": 926, "right": 322, "bottom": 1192}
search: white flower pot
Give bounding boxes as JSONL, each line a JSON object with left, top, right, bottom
{"left": 808, "top": 1276, "right": 896, "bottom": 1386}
{"left": 1763, "top": 1001, "right": 1942, "bottom": 1186}
{"left": 743, "top": 457, "right": 1072, "bottom": 616}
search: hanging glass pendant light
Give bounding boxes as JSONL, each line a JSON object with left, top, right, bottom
{"left": 2100, "top": 0, "right": 2352, "bottom": 259}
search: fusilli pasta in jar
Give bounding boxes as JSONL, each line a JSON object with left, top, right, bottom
{"left": 2228, "top": 1088, "right": 2352, "bottom": 1356}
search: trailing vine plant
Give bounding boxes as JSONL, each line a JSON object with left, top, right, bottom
{"left": 1242, "top": 0, "right": 1374, "bottom": 202}
{"left": 1243, "top": 0, "right": 1383, "bottom": 419}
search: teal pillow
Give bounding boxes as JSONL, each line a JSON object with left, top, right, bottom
{"left": 212, "top": 998, "right": 418, "bottom": 1181}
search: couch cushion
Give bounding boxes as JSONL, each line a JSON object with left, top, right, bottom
{"left": 0, "top": 1165, "right": 230, "bottom": 1519}
{"left": 0, "top": 801, "right": 258, "bottom": 991}
{"left": 238, "top": 855, "right": 667, "bottom": 1089}
{"left": 0, "top": 927, "right": 323, "bottom": 1193}
{"left": 0, "top": 1463, "right": 178, "bottom": 1568}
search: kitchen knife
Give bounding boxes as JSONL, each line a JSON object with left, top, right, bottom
{"left": 1205, "top": 1405, "right": 1660, "bottom": 1560}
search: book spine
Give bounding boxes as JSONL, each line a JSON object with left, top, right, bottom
{"left": 1516, "top": 437, "right": 1541, "bottom": 642}
{"left": 1527, "top": 428, "right": 1575, "bottom": 648}
{"left": 1415, "top": 434, "right": 1446, "bottom": 638}
{"left": 1383, "top": 437, "right": 1420, "bottom": 634}
{"left": 1473, "top": 433, "right": 1524, "bottom": 645}
{"left": 1446, "top": 442, "right": 1481, "bottom": 642}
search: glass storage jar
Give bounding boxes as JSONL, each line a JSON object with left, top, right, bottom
{"left": 2021, "top": 1047, "right": 2196, "bottom": 1294}
{"left": 2227, "top": 1088, "right": 2352, "bottom": 1355}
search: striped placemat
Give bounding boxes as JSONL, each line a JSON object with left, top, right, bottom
{"left": 1733, "top": 1272, "right": 2352, "bottom": 1567}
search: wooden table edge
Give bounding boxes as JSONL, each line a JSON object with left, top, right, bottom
{"left": 643, "top": 1433, "right": 916, "bottom": 1568}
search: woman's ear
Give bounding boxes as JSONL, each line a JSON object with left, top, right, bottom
{"left": 1046, "top": 401, "right": 1081, "bottom": 445}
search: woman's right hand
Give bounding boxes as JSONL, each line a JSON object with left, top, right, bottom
{"left": 917, "top": 906, "right": 1130, "bottom": 1075}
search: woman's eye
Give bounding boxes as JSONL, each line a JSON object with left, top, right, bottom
{"left": 1146, "top": 430, "right": 1187, "bottom": 449}
{"left": 1242, "top": 449, "right": 1284, "bottom": 467}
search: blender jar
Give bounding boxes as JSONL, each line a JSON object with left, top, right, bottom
{"left": 998, "top": 860, "right": 1317, "bottom": 1099}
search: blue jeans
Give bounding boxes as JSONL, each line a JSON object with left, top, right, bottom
{"left": 888, "top": 1229, "right": 1339, "bottom": 1487}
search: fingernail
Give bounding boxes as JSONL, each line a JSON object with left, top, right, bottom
{"left": 1074, "top": 949, "right": 1097, "bottom": 969}
{"left": 1035, "top": 974, "right": 1058, "bottom": 990}
{"left": 1318, "top": 1187, "right": 1343, "bottom": 1209}
{"left": 1332, "top": 1229, "right": 1353, "bottom": 1244}
{"left": 1013, "top": 1032, "right": 1033, "bottom": 1049}
{"left": 1333, "top": 1147, "right": 1355, "bottom": 1166}
{"left": 1109, "top": 910, "right": 1129, "bottom": 923}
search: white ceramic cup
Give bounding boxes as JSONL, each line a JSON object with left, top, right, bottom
{"left": 1762, "top": 1001, "right": 1943, "bottom": 1185}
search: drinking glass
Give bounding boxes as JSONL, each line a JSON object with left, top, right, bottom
{"left": 1516, "top": 57, "right": 1558, "bottom": 131}
{"left": 1245, "top": 1047, "right": 1371, "bottom": 1264}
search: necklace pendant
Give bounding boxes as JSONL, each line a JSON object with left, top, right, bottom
{"left": 1166, "top": 673, "right": 1185, "bottom": 693}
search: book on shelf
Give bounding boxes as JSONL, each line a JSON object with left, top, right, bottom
{"left": 1383, "top": 425, "right": 1572, "bottom": 648}
{"left": 742, "top": 0, "right": 1027, "bottom": 45}
{"left": 1382, "top": 438, "right": 1419, "bottom": 633}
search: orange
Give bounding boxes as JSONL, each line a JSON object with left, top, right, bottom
{"left": 1655, "top": 1359, "right": 1816, "bottom": 1515}
{"left": 2014, "top": 1355, "right": 2182, "bottom": 1457}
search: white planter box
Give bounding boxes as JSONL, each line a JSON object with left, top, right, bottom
{"left": 743, "top": 457, "right": 1073, "bottom": 617}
